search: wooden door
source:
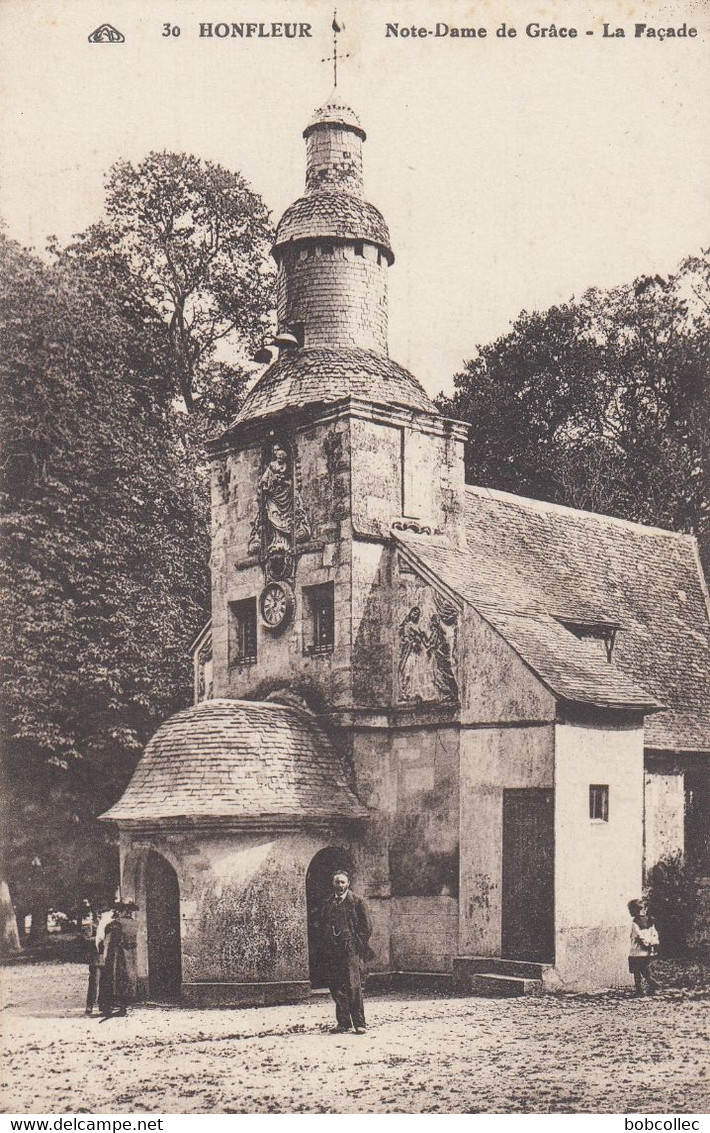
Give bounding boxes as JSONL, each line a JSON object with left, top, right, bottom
{"left": 502, "top": 789, "right": 554, "bottom": 963}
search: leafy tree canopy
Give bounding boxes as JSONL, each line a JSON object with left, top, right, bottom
{"left": 2, "top": 152, "right": 276, "bottom": 930}
{"left": 0, "top": 232, "right": 210, "bottom": 920}
{"left": 438, "top": 250, "right": 710, "bottom": 568}
{"left": 56, "top": 152, "right": 276, "bottom": 422}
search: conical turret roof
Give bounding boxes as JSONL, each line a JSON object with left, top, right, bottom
{"left": 303, "top": 91, "right": 366, "bottom": 139}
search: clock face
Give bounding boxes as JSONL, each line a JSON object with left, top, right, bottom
{"left": 260, "top": 582, "right": 293, "bottom": 629}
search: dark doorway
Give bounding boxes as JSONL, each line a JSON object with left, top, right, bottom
{"left": 306, "top": 846, "right": 353, "bottom": 987}
{"left": 146, "top": 851, "right": 182, "bottom": 1000}
{"left": 502, "top": 789, "right": 554, "bottom": 963}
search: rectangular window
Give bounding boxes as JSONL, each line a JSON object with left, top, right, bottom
{"left": 589, "top": 784, "right": 609, "bottom": 822}
{"left": 303, "top": 582, "right": 335, "bottom": 655}
{"left": 229, "top": 598, "right": 257, "bottom": 665}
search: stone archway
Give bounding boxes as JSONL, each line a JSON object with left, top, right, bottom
{"left": 306, "top": 846, "right": 354, "bottom": 988}
{"left": 146, "top": 851, "right": 182, "bottom": 1000}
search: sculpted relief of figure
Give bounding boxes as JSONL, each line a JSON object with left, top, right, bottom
{"left": 398, "top": 595, "right": 459, "bottom": 704}
{"left": 398, "top": 606, "right": 430, "bottom": 701}
{"left": 247, "top": 443, "right": 311, "bottom": 573}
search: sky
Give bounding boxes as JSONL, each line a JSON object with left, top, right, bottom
{"left": 1, "top": 0, "right": 708, "bottom": 397}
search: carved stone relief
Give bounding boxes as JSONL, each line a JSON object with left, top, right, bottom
{"left": 397, "top": 560, "right": 459, "bottom": 704}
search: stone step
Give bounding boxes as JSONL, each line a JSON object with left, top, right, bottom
{"left": 453, "top": 955, "right": 552, "bottom": 982}
{"left": 367, "top": 971, "right": 457, "bottom": 995}
{"left": 465, "top": 973, "right": 543, "bottom": 997}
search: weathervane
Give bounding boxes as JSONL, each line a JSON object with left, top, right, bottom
{"left": 322, "top": 11, "right": 349, "bottom": 88}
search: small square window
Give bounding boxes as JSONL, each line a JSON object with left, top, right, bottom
{"left": 229, "top": 598, "right": 257, "bottom": 666}
{"left": 589, "top": 785, "right": 609, "bottom": 822}
{"left": 303, "top": 583, "right": 335, "bottom": 655}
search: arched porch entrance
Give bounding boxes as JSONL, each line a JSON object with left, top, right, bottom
{"left": 306, "top": 846, "right": 353, "bottom": 987}
{"left": 146, "top": 851, "right": 182, "bottom": 1001}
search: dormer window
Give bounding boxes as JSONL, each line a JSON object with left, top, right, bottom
{"left": 557, "top": 619, "right": 619, "bottom": 663}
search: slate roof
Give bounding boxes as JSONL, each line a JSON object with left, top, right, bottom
{"left": 395, "top": 486, "right": 710, "bottom": 751}
{"left": 274, "top": 192, "right": 392, "bottom": 258}
{"left": 304, "top": 96, "right": 366, "bottom": 140}
{"left": 100, "top": 698, "right": 368, "bottom": 826}
{"left": 232, "top": 347, "right": 436, "bottom": 425}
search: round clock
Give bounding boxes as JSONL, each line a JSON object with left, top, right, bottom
{"left": 259, "top": 581, "right": 294, "bottom": 630}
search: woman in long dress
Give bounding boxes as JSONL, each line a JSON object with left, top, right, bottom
{"left": 98, "top": 903, "right": 138, "bottom": 1017}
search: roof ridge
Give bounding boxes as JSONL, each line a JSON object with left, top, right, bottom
{"left": 465, "top": 484, "right": 693, "bottom": 540}
{"left": 181, "top": 697, "right": 301, "bottom": 715}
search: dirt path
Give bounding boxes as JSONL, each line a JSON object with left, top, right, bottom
{"left": 2, "top": 962, "right": 709, "bottom": 1113}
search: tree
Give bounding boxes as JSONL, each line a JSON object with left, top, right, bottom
{"left": 57, "top": 151, "right": 275, "bottom": 419}
{"left": 439, "top": 250, "right": 710, "bottom": 567}
{"left": 2, "top": 151, "right": 276, "bottom": 940}
{"left": 0, "top": 233, "right": 210, "bottom": 939}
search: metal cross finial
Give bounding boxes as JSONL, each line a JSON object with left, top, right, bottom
{"left": 321, "top": 11, "right": 349, "bottom": 88}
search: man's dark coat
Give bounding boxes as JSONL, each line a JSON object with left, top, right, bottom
{"left": 320, "top": 890, "right": 375, "bottom": 961}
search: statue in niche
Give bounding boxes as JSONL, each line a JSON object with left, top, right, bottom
{"left": 398, "top": 596, "right": 459, "bottom": 704}
{"left": 247, "top": 442, "right": 311, "bottom": 579}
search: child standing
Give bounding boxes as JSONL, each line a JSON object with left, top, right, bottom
{"left": 628, "top": 898, "right": 660, "bottom": 996}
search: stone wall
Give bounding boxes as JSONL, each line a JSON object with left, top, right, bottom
{"left": 277, "top": 243, "right": 388, "bottom": 352}
{"left": 390, "top": 897, "right": 459, "bottom": 972}
{"left": 121, "top": 828, "right": 333, "bottom": 1005}
{"left": 458, "top": 723, "right": 555, "bottom": 956}
{"left": 643, "top": 754, "right": 685, "bottom": 869}
{"left": 459, "top": 605, "right": 556, "bottom": 723}
{"left": 349, "top": 415, "right": 466, "bottom": 541}
{"left": 305, "top": 125, "right": 364, "bottom": 195}
{"left": 351, "top": 722, "right": 460, "bottom": 972}
{"left": 210, "top": 418, "right": 353, "bottom": 708}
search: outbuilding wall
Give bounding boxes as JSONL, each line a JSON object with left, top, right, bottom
{"left": 458, "top": 723, "right": 555, "bottom": 956}
{"left": 120, "top": 828, "right": 333, "bottom": 1006}
{"left": 554, "top": 720, "right": 645, "bottom": 989}
{"left": 643, "top": 752, "right": 685, "bottom": 870}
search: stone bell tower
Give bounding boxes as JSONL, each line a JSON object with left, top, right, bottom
{"left": 205, "top": 92, "right": 468, "bottom": 713}
{"left": 273, "top": 96, "right": 392, "bottom": 354}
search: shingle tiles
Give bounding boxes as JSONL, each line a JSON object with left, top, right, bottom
{"left": 396, "top": 486, "right": 710, "bottom": 751}
{"left": 274, "top": 192, "right": 391, "bottom": 253}
{"left": 100, "top": 698, "right": 369, "bottom": 823}
{"left": 232, "top": 346, "right": 435, "bottom": 424}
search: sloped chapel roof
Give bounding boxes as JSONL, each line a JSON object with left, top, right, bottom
{"left": 395, "top": 486, "right": 710, "bottom": 752}
{"left": 100, "top": 698, "right": 368, "bottom": 827}
{"left": 231, "top": 347, "right": 436, "bottom": 426}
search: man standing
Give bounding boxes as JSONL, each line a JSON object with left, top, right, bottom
{"left": 320, "top": 870, "right": 373, "bottom": 1034}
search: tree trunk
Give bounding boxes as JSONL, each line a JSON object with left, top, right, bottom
{"left": 28, "top": 902, "right": 49, "bottom": 943}
{"left": 0, "top": 878, "right": 21, "bottom": 955}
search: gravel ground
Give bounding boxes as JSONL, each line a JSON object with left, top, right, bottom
{"left": 2, "top": 961, "right": 709, "bottom": 1114}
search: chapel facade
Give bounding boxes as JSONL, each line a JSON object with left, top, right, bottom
{"left": 103, "top": 94, "right": 710, "bottom": 1003}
